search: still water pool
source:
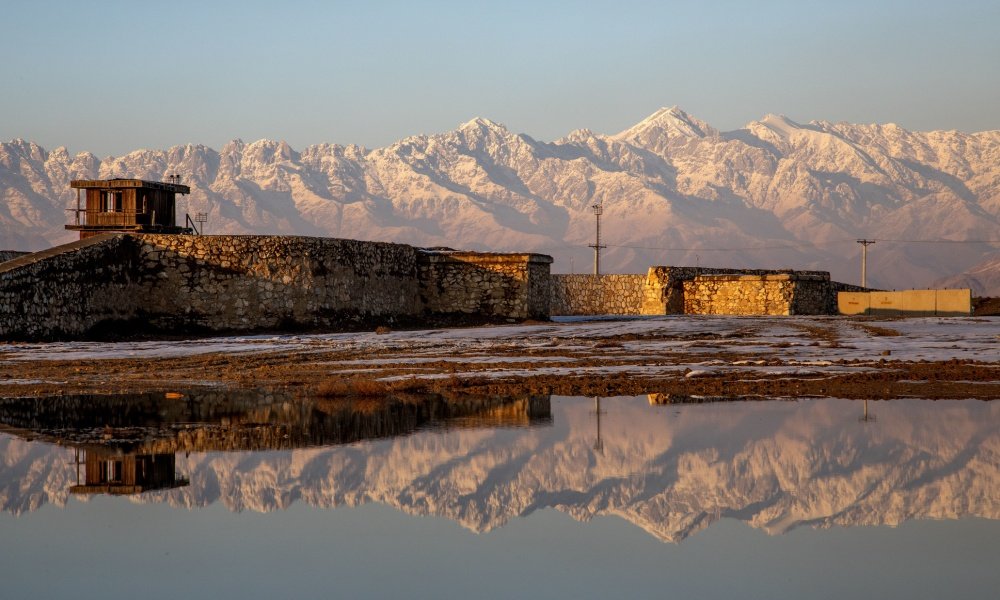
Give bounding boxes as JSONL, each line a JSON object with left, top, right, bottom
{"left": 1, "top": 392, "right": 997, "bottom": 599}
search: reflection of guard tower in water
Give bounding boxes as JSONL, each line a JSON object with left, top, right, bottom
{"left": 70, "top": 447, "right": 189, "bottom": 495}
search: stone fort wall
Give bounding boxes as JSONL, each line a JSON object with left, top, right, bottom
{"left": 0, "top": 251, "right": 29, "bottom": 263}
{"left": 549, "top": 274, "right": 647, "bottom": 315}
{"left": 683, "top": 273, "right": 831, "bottom": 316}
{"left": 418, "top": 252, "right": 552, "bottom": 321}
{"left": 1, "top": 232, "right": 880, "bottom": 340}
{"left": 550, "top": 267, "right": 858, "bottom": 316}
{"left": 136, "top": 234, "right": 423, "bottom": 333}
{"left": 0, "top": 234, "right": 552, "bottom": 340}
{"left": 0, "top": 235, "right": 145, "bottom": 339}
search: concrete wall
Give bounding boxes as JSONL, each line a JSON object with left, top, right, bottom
{"left": 937, "top": 289, "right": 974, "bottom": 315}
{"left": 549, "top": 274, "right": 646, "bottom": 315}
{"left": 837, "top": 292, "right": 871, "bottom": 315}
{"left": 683, "top": 273, "right": 831, "bottom": 316}
{"left": 0, "top": 234, "right": 553, "bottom": 340}
{"left": 838, "top": 289, "right": 971, "bottom": 316}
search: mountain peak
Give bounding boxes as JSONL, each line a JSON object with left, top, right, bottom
{"left": 458, "top": 117, "right": 511, "bottom": 136}
{"left": 563, "top": 128, "right": 598, "bottom": 143}
{"left": 614, "top": 106, "right": 715, "bottom": 140}
{"left": 753, "top": 114, "right": 805, "bottom": 138}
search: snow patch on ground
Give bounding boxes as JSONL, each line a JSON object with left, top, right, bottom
{"left": 2, "top": 316, "right": 997, "bottom": 382}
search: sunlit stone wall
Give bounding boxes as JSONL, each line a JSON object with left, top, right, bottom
{"left": 549, "top": 274, "right": 646, "bottom": 315}
{"left": 418, "top": 252, "right": 553, "bottom": 320}
{"left": 552, "top": 267, "right": 844, "bottom": 316}
{"left": 136, "top": 234, "right": 423, "bottom": 332}
{"left": 683, "top": 273, "right": 832, "bottom": 315}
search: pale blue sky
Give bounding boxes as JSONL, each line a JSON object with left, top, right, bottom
{"left": 3, "top": 0, "right": 999, "bottom": 156}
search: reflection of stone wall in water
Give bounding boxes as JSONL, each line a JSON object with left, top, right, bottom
{"left": 0, "top": 234, "right": 552, "bottom": 339}
{"left": 0, "top": 391, "right": 553, "bottom": 453}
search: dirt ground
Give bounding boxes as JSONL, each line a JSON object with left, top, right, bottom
{"left": 1, "top": 316, "right": 997, "bottom": 401}
{"left": 974, "top": 297, "right": 1000, "bottom": 316}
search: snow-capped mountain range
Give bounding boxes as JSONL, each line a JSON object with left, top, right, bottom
{"left": 2, "top": 107, "right": 999, "bottom": 291}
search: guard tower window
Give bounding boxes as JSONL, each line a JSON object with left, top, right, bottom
{"left": 102, "top": 191, "right": 123, "bottom": 213}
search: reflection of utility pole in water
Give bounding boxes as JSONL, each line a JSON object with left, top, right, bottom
{"left": 592, "top": 396, "right": 605, "bottom": 453}
{"left": 858, "top": 398, "right": 877, "bottom": 423}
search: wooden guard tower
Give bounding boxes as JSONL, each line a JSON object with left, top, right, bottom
{"left": 66, "top": 178, "right": 192, "bottom": 239}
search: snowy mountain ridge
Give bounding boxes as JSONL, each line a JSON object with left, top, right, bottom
{"left": 2, "top": 108, "right": 999, "bottom": 291}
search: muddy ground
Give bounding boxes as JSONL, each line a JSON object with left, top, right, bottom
{"left": 1, "top": 316, "right": 997, "bottom": 401}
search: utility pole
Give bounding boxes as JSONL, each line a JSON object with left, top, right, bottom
{"left": 589, "top": 203, "right": 606, "bottom": 275}
{"left": 856, "top": 239, "right": 876, "bottom": 288}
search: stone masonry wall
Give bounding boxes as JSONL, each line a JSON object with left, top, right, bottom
{"left": 0, "top": 235, "right": 145, "bottom": 339}
{"left": 136, "top": 234, "right": 423, "bottom": 332}
{"left": 418, "top": 252, "right": 553, "bottom": 320}
{"left": 640, "top": 266, "right": 833, "bottom": 315}
{"left": 0, "top": 235, "right": 553, "bottom": 340}
{"left": 0, "top": 251, "right": 29, "bottom": 263}
{"left": 526, "top": 260, "right": 554, "bottom": 319}
{"left": 549, "top": 274, "right": 646, "bottom": 315}
{"left": 682, "top": 274, "right": 832, "bottom": 315}
{"left": 550, "top": 266, "right": 848, "bottom": 316}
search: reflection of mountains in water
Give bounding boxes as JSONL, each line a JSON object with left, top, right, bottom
{"left": 1, "top": 394, "right": 997, "bottom": 543}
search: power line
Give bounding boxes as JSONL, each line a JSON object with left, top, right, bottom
{"left": 536, "top": 237, "right": 1000, "bottom": 253}
{"left": 605, "top": 239, "right": 857, "bottom": 252}
{"left": 873, "top": 237, "right": 1000, "bottom": 244}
